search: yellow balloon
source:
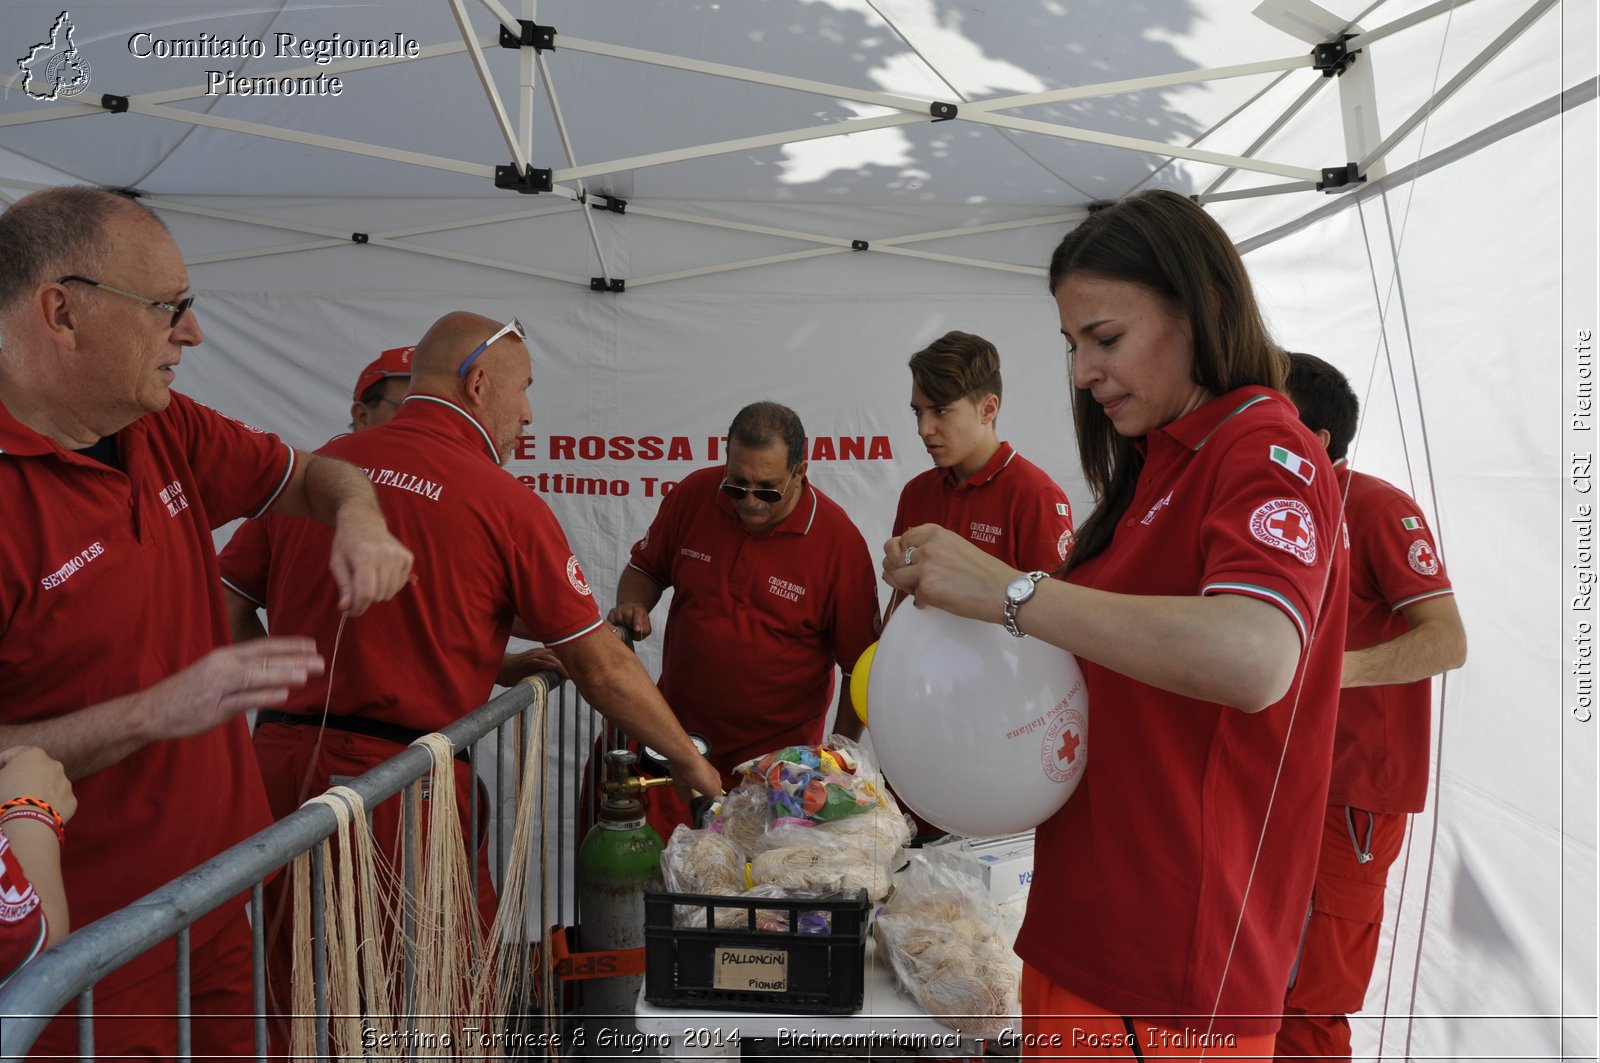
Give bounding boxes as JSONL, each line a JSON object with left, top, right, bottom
{"left": 850, "top": 641, "right": 878, "bottom": 725}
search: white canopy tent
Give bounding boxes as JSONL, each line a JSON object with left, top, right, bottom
{"left": 2, "top": 0, "right": 1595, "bottom": 1057}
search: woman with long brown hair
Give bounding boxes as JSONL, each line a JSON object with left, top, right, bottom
{"left": 884, "top": 190, "right": 1348, "bottom": 1060}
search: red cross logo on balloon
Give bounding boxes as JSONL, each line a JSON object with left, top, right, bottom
{"left": 1057, "top": 728, "right": 1080, "bottom": 764}
{"left": 1249, "top": 498, "right": 1318, "bottom": 565}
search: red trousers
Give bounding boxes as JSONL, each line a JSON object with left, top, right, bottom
{"left": 252, "top": 723, "right": 496, "bottom": 1041}
{"left": 1273, "top": 803, "right": 1409, "bottom": 1062}
{"left": 1021, "top": 965, "right": 1277, "bottom": 1060}
{"left": 28, "top": 905, "right": 257, "bottom": 1062}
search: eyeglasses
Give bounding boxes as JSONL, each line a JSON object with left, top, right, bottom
{"left": 57, "top": 275, "right": 195, "bottom": 328}
{"left": 458, "top": 317, "right": 526, "bottom": 378}
{"left": 719, "top": 469, "right": 796, "bottom": 504}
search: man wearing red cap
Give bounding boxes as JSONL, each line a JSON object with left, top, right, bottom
{"left": 351, "top": 344, "right": 414, "bottom": 431}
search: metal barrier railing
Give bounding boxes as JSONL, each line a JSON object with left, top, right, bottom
{"left": 0, "top": 672, "right": 607, "bottom": 1060}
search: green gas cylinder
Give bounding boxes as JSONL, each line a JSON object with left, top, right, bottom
{"left": 577, "top": 749, "right": 664, "bottom": 1017}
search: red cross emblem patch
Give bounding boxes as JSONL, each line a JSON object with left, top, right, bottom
{"left": 1408, "top": 539, "right": 1440, "bottom": 575}
{"left": 1250, "top": 498, "right": 1318, "bottom": 565}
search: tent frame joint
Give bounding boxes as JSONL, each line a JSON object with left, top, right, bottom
{"left": 851, "top": 239, "right": 869, "bottom": 251}
{"left": 589, "top": 277, "right": 625, "bottom": 293}
{"left": 1317, "top": 162, "right": 1365, "bottom": 192}
{"left": 100, "top": 94, "right": 130, "bottom": 114}
{"left": 351, "top": 232, "right": 369, "bottom": 244}
{"left": 495, "top": 163, "right": 554, "bottom": 194}
{"left": 1311, "top": 34, "right": 1359, "bottom": 78}
{"left": 498, "top": 20, "right": 556, "bottom": 53}
{"left": 929, "top": 101, "right": 958, "bottom": 121}
{"left": 586, "top": 192, "right": 627, "bottom": 214}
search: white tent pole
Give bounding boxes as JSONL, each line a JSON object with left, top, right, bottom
{"left": 629, "top": 249, "right": 848, "bottom": 288}
{"left": 553, "top": 36, "right": 938, "bottom": 113}
{"left": 125, "top": 100, "right": 495, "bottom": 178}
{"left": 472, "top": 0, "right": 523, "bottom": 36}
{"left": 1347, "top": 0, "right": 1481, "bottom": 49}
{"left": 872, "top": 246, "right": 1046, "bottom": 277}
{"left": 519, "top": 0, "right": 537, "bottom": 163}
{"left": 1202, "top": 77, "right": 1330, "bottom": 195}
{"left": 363, "top": 238, "right": 588, "bottom": 286}
{"left": 1361, "top": 0, "right": 1557, "bottom": 170}
{"left": 448, "top": 0, "right": 530, "bottom": 173}
{"left": 1198, "top": 181, "right": 1320, "bottom": 202}
{"left": 626, "top": 205, "right": 1089, "bottom": 250}
{"left": 962, "top": 111, "right": 1324, "bottom": 181}
{"left": 961, "top": 57, "right": 1311, "bottom": 112}
{"left": 536, "top": 52, "right": 615, "bottom": 283}
{"left": 186, "top": 240, "right": 349, "bottom": 266}
{"left": 383, "top": 206, "right": 577, "bottom": 239}
{"left": 554, "top": 112, "right": 927, "bottom": 183}
{"left": 1335, "top": 15, "right": 1387, "bottom": 183}
{"left": 553, "top": 114, "right": 921, "bottom": 184}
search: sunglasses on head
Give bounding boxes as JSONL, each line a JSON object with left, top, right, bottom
{"left": 458, "top": 317, "right": 526, "bottom": 378}
{"left": 719, "top": 468, "right": 795, "bottom": 504}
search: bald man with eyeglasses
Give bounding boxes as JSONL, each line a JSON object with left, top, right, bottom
{"left": 608, "top": 401, "right": 880, "bottom": 833}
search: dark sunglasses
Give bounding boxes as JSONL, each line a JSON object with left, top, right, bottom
{"left": 58, "top": 275, "right": 195, "bottom": 328}
{"left": 719, "top": 469, "right": 795, "bottom": 504}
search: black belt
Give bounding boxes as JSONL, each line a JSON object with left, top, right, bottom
{"left": 255, "top": 709, "right": 471, "bottom": 764}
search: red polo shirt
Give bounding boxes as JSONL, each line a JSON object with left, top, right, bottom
{"left": 0, "top": 390, "right": 292, "bottom": 980}
{"left": 0, "top": 833, "right": 47, "bottom": 984}
{"left": 1328, "top": 462, "right": 1453, "bottom": 813}
{"left": 219, "top": 395, "right": 602, "bottom": 731}
{"left": 892, "top": 441, "right": 1076, "bottom": 570}
{"left": 626, "top": 465, "right": 881, "bottom": 778}
{"left": 1015, "top": 387, "right": 1347, "bottom": 1038}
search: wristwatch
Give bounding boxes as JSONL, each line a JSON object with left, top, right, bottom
{"left": 1003, "top": 571, "right": 1049, "bottom": 638}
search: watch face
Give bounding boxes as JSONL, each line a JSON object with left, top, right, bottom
{"left": 1006, "top": 575, "right": 1035, "bottom": 602}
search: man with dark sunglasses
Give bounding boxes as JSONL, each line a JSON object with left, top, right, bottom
{"left": 609, "top": 401, "right": 880, "bottom": 831}
{"left": 0, "top": 186, "right": 413, "bottom": 1061}
{"left": 220, "top": 310, "right": 724, "bottom": 1033}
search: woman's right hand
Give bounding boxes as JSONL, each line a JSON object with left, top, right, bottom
{"left": 882, "top": 524, "right": 1022, "bottom": 626}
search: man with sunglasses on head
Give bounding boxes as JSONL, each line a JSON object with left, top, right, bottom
{"left": 221, "top": 310, "right": 724, "bottom": 1031}
{"left": 609, "top": 401, "right": 881, "bottom": 830}
{"left": 0, "top": 186, "right": 413, "bottom": 1060}
{"left": 225, "top": 343, "right": 561, "bottom": 684}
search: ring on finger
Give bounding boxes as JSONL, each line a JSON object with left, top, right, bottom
{"left": 903, "top": 545, "right": 917, "bottom": 566}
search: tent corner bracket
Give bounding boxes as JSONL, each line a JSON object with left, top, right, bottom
{"left": 499, "top": 21, "right": 556, "bottom": 52}
{"left": 590, "top": 277, "right": 625, "bottom": 293}
{"left": 495, "top": 164, "right": 554, "bottom": 194}
{"left": 1317, "top": 163, "right": 1364, "bottom": 192}
{"left": 1311, "top": 34, "right": 1358, "bottom": 78}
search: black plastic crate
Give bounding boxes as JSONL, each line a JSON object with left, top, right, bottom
{"left": 643, "top": 888, "right": 869, "bottom": 1014}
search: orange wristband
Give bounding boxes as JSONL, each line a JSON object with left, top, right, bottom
{"left": 0, "top": 797, "right": 65, "bottom": 845}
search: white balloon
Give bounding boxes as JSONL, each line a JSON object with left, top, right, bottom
{"left": 868, "top": 602, "right": 1088, "bottom": 838}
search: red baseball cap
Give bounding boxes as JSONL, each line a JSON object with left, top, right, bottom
{"left": 352, "top": 345, "right": 414, "bottom": 401}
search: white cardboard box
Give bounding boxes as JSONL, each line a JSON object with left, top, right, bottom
{"left": 919, "top": 830, "right": 1035, "bottom": 904}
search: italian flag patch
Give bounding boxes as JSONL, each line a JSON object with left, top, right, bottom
{"left": 1055, "top": 503, "right": 1070, "bottom": 517}
{"left": 1269, "top": 445, "right": 1315, "bottom": 484}
{"left": 1402, "top": 516, "right": 1423, "bottom": 530}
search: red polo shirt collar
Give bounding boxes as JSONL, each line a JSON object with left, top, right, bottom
{"left": 1144, "top": 386, "right": 1283, "bottom": 453}
{"left": 941, "top": 439, "right": 1016, "bottom": 489}
{"left": 391, "top": 393, "right": 500, "bottom": 463}
{"left": 0, "top": 399, "right": 101, "bottom": 459}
